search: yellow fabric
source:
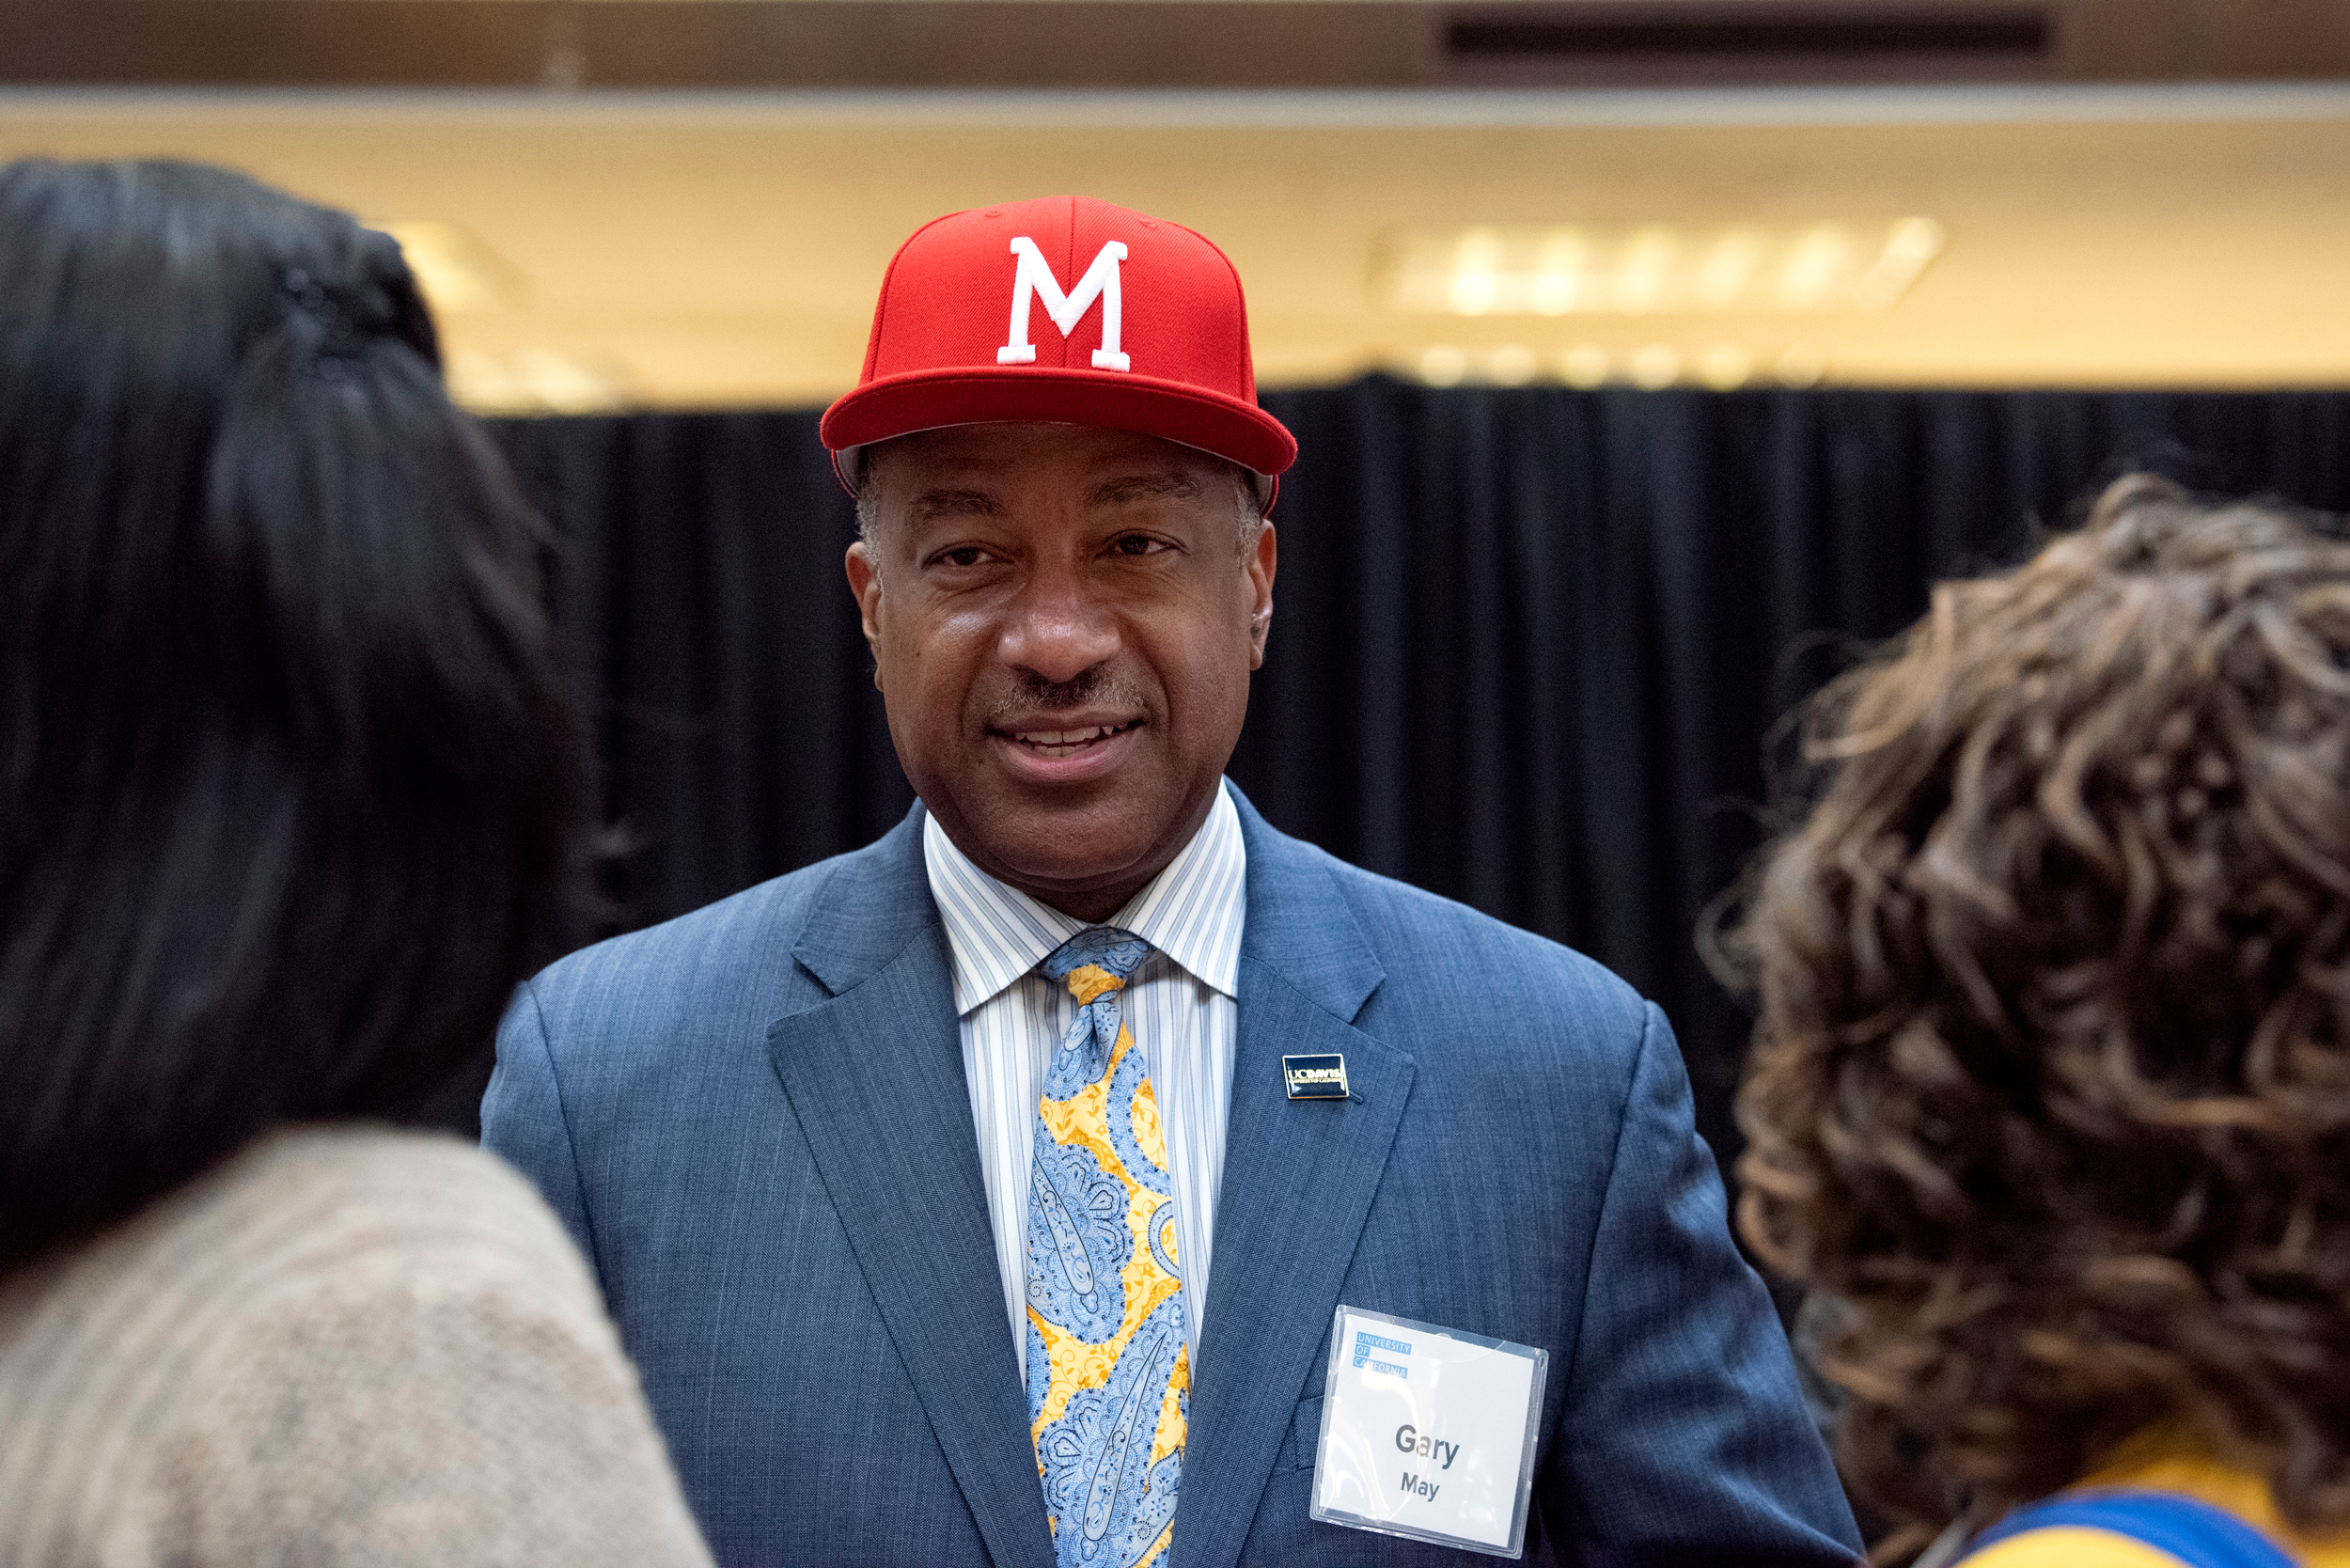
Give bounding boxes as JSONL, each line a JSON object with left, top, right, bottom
{"left": 1966, "top": 1433, "right": 2350, "bottom": 1566}
{"left": 1028, "top": 963, "right": 1184, "bottom": 1568}
{"left": 1063, "top": 964, "right": 1125, "bottom": 1007}
{"left": 1966, "top": 1526, "right": 2192, "bottom": 1567}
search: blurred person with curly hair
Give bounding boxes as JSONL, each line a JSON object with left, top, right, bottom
{"left": 1722, "top": 473, "right": 2350, "bottom": 1567}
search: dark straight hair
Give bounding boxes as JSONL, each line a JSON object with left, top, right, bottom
{"left": 0, "top": 159, "right": 593, "bottom": 1274}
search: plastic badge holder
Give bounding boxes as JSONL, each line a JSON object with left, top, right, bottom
{"left": 1308, "top": 1305, "right": 1548, "bottom": 1559}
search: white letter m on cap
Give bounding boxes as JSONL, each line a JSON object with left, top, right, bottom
{"left": 997, "top": 237, "right": 1131, "bottom": 371}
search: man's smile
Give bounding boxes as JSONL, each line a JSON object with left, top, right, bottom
{"left": 985, "top": 711, "right": 1148, "bottom": 781}
{"left": 994, "top": 715, "right": 1145, "bottom": 755}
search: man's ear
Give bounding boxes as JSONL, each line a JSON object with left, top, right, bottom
{"left": 844, "top": 540, "right": 885, "bottom": 692}
{"left": 1246, "top": 522, "right": 1277, "bottom": 669}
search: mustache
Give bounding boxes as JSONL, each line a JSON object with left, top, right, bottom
{"left": 981, "top": 667, "right": 1151, "bottom": 726}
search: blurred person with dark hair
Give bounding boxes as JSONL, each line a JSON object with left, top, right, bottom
{"left": 0, "top": 159, "right": 712, "bottom": 1567}
{"left": 1725, "top": 474, "right": 2350, "bottom": 1567}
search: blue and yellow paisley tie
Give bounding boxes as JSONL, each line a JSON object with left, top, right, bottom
{"left": 1026, "top": 927, "right": 1186, "bottom": 1568}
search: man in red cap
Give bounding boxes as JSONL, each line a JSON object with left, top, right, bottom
{"left": 487, "top": 196, "right": 1858, "bottom": 1568}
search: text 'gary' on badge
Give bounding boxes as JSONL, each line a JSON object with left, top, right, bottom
{"left": 1309, "top": 1306, "right": 1547, "bottom": 1559}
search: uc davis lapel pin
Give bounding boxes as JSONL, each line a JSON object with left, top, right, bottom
{"left": 1282, "top": 1054, "right": 1350, "bottom": 1101}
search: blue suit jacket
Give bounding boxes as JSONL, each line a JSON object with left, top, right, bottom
{"left": 483, "top": 792, "right": 1859, "bottom": 1567}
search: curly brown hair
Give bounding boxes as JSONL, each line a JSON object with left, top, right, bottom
{"left": 1723, "top": 474, "right": 2350, "bottom": 1559}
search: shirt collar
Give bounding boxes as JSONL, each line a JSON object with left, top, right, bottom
{"left": 923, "top": 779, "right": 1246, "bottom": 1016}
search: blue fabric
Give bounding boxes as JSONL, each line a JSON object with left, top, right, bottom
{"left": 1026, "top": 928, "right": 1185, "bottom": 1568}
{"left": 1966, "top": 1490, "right": 2296, "bottom": 1568}
{"left": 482, "top": 786, "right": 1860, "bottom": 1567}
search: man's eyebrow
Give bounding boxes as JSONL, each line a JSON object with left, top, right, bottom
{"left": 909, "top": 487, "right": 1005, "bottom": 520}
{"left": 1091, "top": 472, "right": 1204, "bottom": 508}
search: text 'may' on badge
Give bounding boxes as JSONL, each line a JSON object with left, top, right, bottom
{"left": 1282, "top": 1053, "right": 1349, "bottom": 1100}
{"left": 1310, "top": 1306, "right": 1547, "bottom": 1558}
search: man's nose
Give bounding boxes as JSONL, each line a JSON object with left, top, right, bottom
{"left": 998, "top": 568, "right": 1120, "bottom": 685}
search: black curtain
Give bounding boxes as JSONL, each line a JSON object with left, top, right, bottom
{"left": 478, "top": 380, "right": 2350, "bottom": 1167}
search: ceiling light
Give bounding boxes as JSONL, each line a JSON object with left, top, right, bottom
{"left": 1614, "top": 226, "right": 1677, "bottom": 314}
{"left": 1628, "top": 344, "right": 1683, "bottom": 388}
{"left": 1697, "top": 343, "right": 1754, "bottom": 390}
{"left": 1559, "top": 345, "right": 1610, "bottom": 388}
{"left": 1490, "top": 343, "right": 1540, "bottom": 384}
{"left": 1774, "top": 225, "right": 1853, "bottom": 309}
{"left": 1417, "top": 344, "right": 1469, "bottom": 386}
{"left": 1377, "top": 218, "right": 1945, "bottom": 318}
{"left": 1774, "top": 344, "right": 1827, "bottom": 387}
{"left": 1447, "top": 227, "right": 1506, "bottom": 316}
{"left": 1694, "top": 228, "right": 1764, "bottom": 309}
{"left": 1531, "top": 230, "right": 1589, "bottom": 315}
{"left": 376, "top": 220, "right": 526, "bottom": 314}
{"left": 445, "top": 347, "right": 629, "bottom": 414}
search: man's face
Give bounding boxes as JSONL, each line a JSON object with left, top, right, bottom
{"left": 845, "top": 422, "right": 1276, "bottom": 918}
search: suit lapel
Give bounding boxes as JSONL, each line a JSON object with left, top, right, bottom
{"left": 1178, "top": 796, "right": 1416, "bottom": 1568}
{"left": 768, "top": 810, "right": 1056, "bottom": 1568}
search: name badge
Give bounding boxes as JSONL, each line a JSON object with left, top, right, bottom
{"left": 1308, "top": 1306, "right": 1548, "bottom": 1559}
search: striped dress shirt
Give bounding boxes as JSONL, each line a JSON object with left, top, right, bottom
{"left": 923, "top": 780, "right": 1245, "bottom": 1378}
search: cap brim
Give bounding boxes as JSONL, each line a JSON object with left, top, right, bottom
{"left": 821, "top": 365, "right": 1297, "bottom": 488}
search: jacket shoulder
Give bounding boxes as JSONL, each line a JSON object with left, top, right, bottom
{"left": 1241, "top": 827, "right": 1682, "bottom": 1213}
{"left": 1281, "top": 837, "right": 1653, "bottom": 1055}
{"left": 523, "top": 846, "right": 860, "bottom": 1035}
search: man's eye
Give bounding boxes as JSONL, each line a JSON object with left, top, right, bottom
{"left": 1108, "top": 535, "right": 1166, "bottom": 557}
{"left": 934, "top": 546, "right": 989, "bottom": 568}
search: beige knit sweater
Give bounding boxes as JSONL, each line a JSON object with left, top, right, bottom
{"left": 0, "top": 1126, "right": 714, "bottom": 1568}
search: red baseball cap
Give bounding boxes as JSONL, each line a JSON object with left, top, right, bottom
{"left": 820, "top": 195, "right": 1297, "bottom": 508}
